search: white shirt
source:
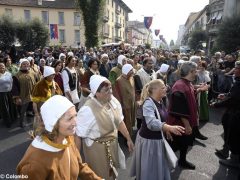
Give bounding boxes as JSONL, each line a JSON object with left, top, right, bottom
{"left": 76, "top": 95, "right": 123, "bottom": 146}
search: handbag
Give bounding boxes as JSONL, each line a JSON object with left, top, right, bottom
{"left": 149, "top": 98, "right": 178, "bottom": 169}
{"left": 70, "top": 89, "right": 80, "bottom": 104}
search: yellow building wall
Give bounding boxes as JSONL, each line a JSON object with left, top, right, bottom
{"left": 0, "top": 5, "right": 85, "bottom": 47}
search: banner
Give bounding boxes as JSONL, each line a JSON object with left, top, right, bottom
{"left": 144, "top": 17, "right": 153, "bottom": 29}
{"left": 50, "top": 24, "right": 58, "bottom": 39}
{"left": 155, "top": 29, "right": 160, "bottom": 36}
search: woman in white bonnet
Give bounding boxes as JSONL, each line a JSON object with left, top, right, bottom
{"left": 17, "top": 95, "right": 101, "bottom": 180}
{"left": 76, "top": 75, "right": 134, "bottom": 180}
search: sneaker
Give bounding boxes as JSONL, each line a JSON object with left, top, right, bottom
{"left": 178, "top": 160, "right": 196, "bottom": 170}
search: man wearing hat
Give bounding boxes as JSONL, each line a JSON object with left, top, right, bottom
{"left": 114, "top": 64, "right": 136, "bottom": 136}
{"left": 17, "top": 95, "right": 102, "bottom": 180}
{"left": 12, "top": 59, "right": 38, "bottom": 127}
{"left": 108, "top": 54, "right": 127, "bottom": 85}
{"left": 76, "top": 75, "right": 134, "bottom": 180}
{"left": 31, "top": 66, "right": 63, "bottom": 133}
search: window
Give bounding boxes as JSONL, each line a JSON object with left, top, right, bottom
{"left": 112, "top": 12, "right": 114, "bottom": 22}
{"left": 107, "top": 10, "right": 109, "bottom": 18}
{"left": 112, "top": 0, "right": 114, "bottom": 7}
{"left": 107, "top": 0, "right": 109, "bottom": 5}
{"left": 59, "top": 29, "right": 65, "bottom": 43}
{"left": 123, "top": 19, "right": 124, "bottom": 27}
{"left": 5, "top": 8, "right": 12, "bottom": 17}
{"left": 74, "top": 12, "right": 80, "bottom": 26}
{"left": 58, "top": 12, "right": 65, "bottom": 25}
{"left": 41, "top": 11, "right": 49, "bottom": 25}
{"left": 75, "top": 30, "right": 80, "bottom": 43}
{"left": 24, "top": 10, "right": 31, "bottom": 22}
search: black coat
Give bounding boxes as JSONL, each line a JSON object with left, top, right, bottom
{"left": 214, "top": 77, "right": 240, "bottom": 154}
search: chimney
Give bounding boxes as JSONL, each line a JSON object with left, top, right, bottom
{"left": 38, "top": 0, "right": 42, "bottom": 5}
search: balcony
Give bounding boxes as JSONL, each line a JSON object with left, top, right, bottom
{"left": 116, "top": 6, "right": 120, "bottom": 14}
{"left": 102, "top": 32, "right": 109, "bottom": 38}
{"left": 115, "top": 22, "right": 122, "bottom": 28}
{"left": 115, "top": 36, "right": 122, "bottom": 41}
{"left": 103, "top": 15, "right": 109, "bottom": 22}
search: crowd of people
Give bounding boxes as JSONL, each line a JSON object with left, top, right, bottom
{"left": 0, "top": 43, "right": 240, "bottom": 180}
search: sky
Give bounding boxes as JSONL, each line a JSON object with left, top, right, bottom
{"left": 123, "top": 0, "right": 209, "bottom": 44}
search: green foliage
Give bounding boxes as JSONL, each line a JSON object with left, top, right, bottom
{"left": 188, "top": 30, "right": 207, "bottom": 50}
{"left": 77, "top": 0, "right": 104, "bottom": 49}
{"left": 0, "top": 15, "right": 16, "bottom": 50}
{"left": 145, "top": 43, "right": 151, "bottom": 49}
{"left": 216, "top": 15, "right": 240, "bottom": 53}
{"left": 170, "top": 40, "right": 175, "bottom": 46}
{"left": 16, "top": 18, "right": 49, "bottom": 51}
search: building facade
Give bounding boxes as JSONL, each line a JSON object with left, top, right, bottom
{"left": 206, "top": 0, "right": 224, "bottom": 51}
{"left": 176, "top": 25, "right": 185, "bottom": 47}
{"left": 126, "top": 20, "right": 153, "bottom": 46}
{"left": 100, "top": 0, "right": 132, "bottom": 44}
{"left": 0, "top": 0, "right": 86, "bottom": 47}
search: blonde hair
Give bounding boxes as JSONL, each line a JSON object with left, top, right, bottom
{"left": 139, "top": 79, "right": 165, "bottom": 105}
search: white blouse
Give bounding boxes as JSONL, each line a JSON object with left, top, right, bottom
{"left": 76, "top": 95, "right": 124, "bottom": 146}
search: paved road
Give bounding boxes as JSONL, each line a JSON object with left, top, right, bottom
{"left": 0, "top": 107, "right": 239, "bottom": 180}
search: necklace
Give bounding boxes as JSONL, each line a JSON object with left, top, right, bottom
{"left": 42, "top": 135, "right": 71, "bottom": 149}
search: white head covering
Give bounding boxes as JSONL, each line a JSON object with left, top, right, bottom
{"left": 122, "top": 64, "right": 133, "bottom": 75}
{"left": 178, "top": 59, "right": 185, "bottom": 65}
{"left": 40, "top": 95, "right": 74, "bottom": 132}
{"left": 117, "top": 55, "right": 126, "bottom": 65}
{"left": 27, "top": 56, "right": 33, "bottom": 61}
{"left": 43, "top": 66, "right": 55, "bottom": 77}
{"left": 159, "top": 63, "right": 169, "bottom": 73}
{"left": 19, "top": 58, "right": 29, "bottom": 66}
{"left": 67, "top": 51, "right": 74, "bottom": 57}
{"left": 101, "top": 53, "right": 108, "bottom": 59}
{"left": 59, "top": 53, "right": 66, "bottom": 60}
{"left": 89, "top": 75, "right": 108, "bottom": 95}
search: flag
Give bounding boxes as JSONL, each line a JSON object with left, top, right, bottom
{"left": 50, "top": 24, "right": 58, "bottom": 39}
{"left": 144, "top": 17, "right": 153, "bottom": 29}
{"left": 155, "top": 29, "right": 160, "bottom": 36}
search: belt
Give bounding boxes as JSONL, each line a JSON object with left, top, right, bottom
{"left": 94, "top": 138, "right": 118, "bottom": 178}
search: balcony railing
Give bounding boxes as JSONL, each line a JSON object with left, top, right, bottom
{"left": 116, "top": 6, "right": 120, "bottom": 14}
{"left": 102, "top": 32, "right": 109, "bottom": 38}
{"left": 103, "top": 15, "right": 109, "bottom": 22}
{"left": 115, "top": 22, "right": 122, "bottom": 28}
{"left": 115, "top": 36, "right": 122, "bottom": 41}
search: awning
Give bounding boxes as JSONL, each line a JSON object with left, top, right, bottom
{"left": 211, "top": 12, "right": 218, "bottom": 20}
{"left": 216, "top": 12, "right": 222, "bottom": 20}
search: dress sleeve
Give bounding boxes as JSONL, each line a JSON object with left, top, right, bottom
{"left": 143, "top": 99, "right": 165, "bottom": 131}
{"left": 79, "top": 163, "right": 102, "bottom": 180}
{"left": 17, "top": 161, "right": 48, "bottom": 180}
{"left": 169, "top": 91, "right": 190, "bottom": 119}
{"left": 61, "top": 69, "right": 70, "bottom": 93}
{"left": 76, "top": 106, "right": 99, "bottom": 139}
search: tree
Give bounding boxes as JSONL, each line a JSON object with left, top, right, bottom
{"left": 170, "top": 40, "right": 175, "bottom": 46}
{"left": 188, "top": 30, "right": 207, "bottom": 50}
{"left": 77, "top": 0, "right": 104, "bottom": 49}
{"left": 216, "top": 15, "right": 240, "bottom": 53}
{"left": 0, "top": 15, "right": 16, "bottom": 50}
{"left": 16, "top": 18, "right": 49, "bottom": 51}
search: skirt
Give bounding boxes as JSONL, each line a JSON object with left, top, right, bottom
{"left": 130, "top": 133, "right": 171, "bottom": 180}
